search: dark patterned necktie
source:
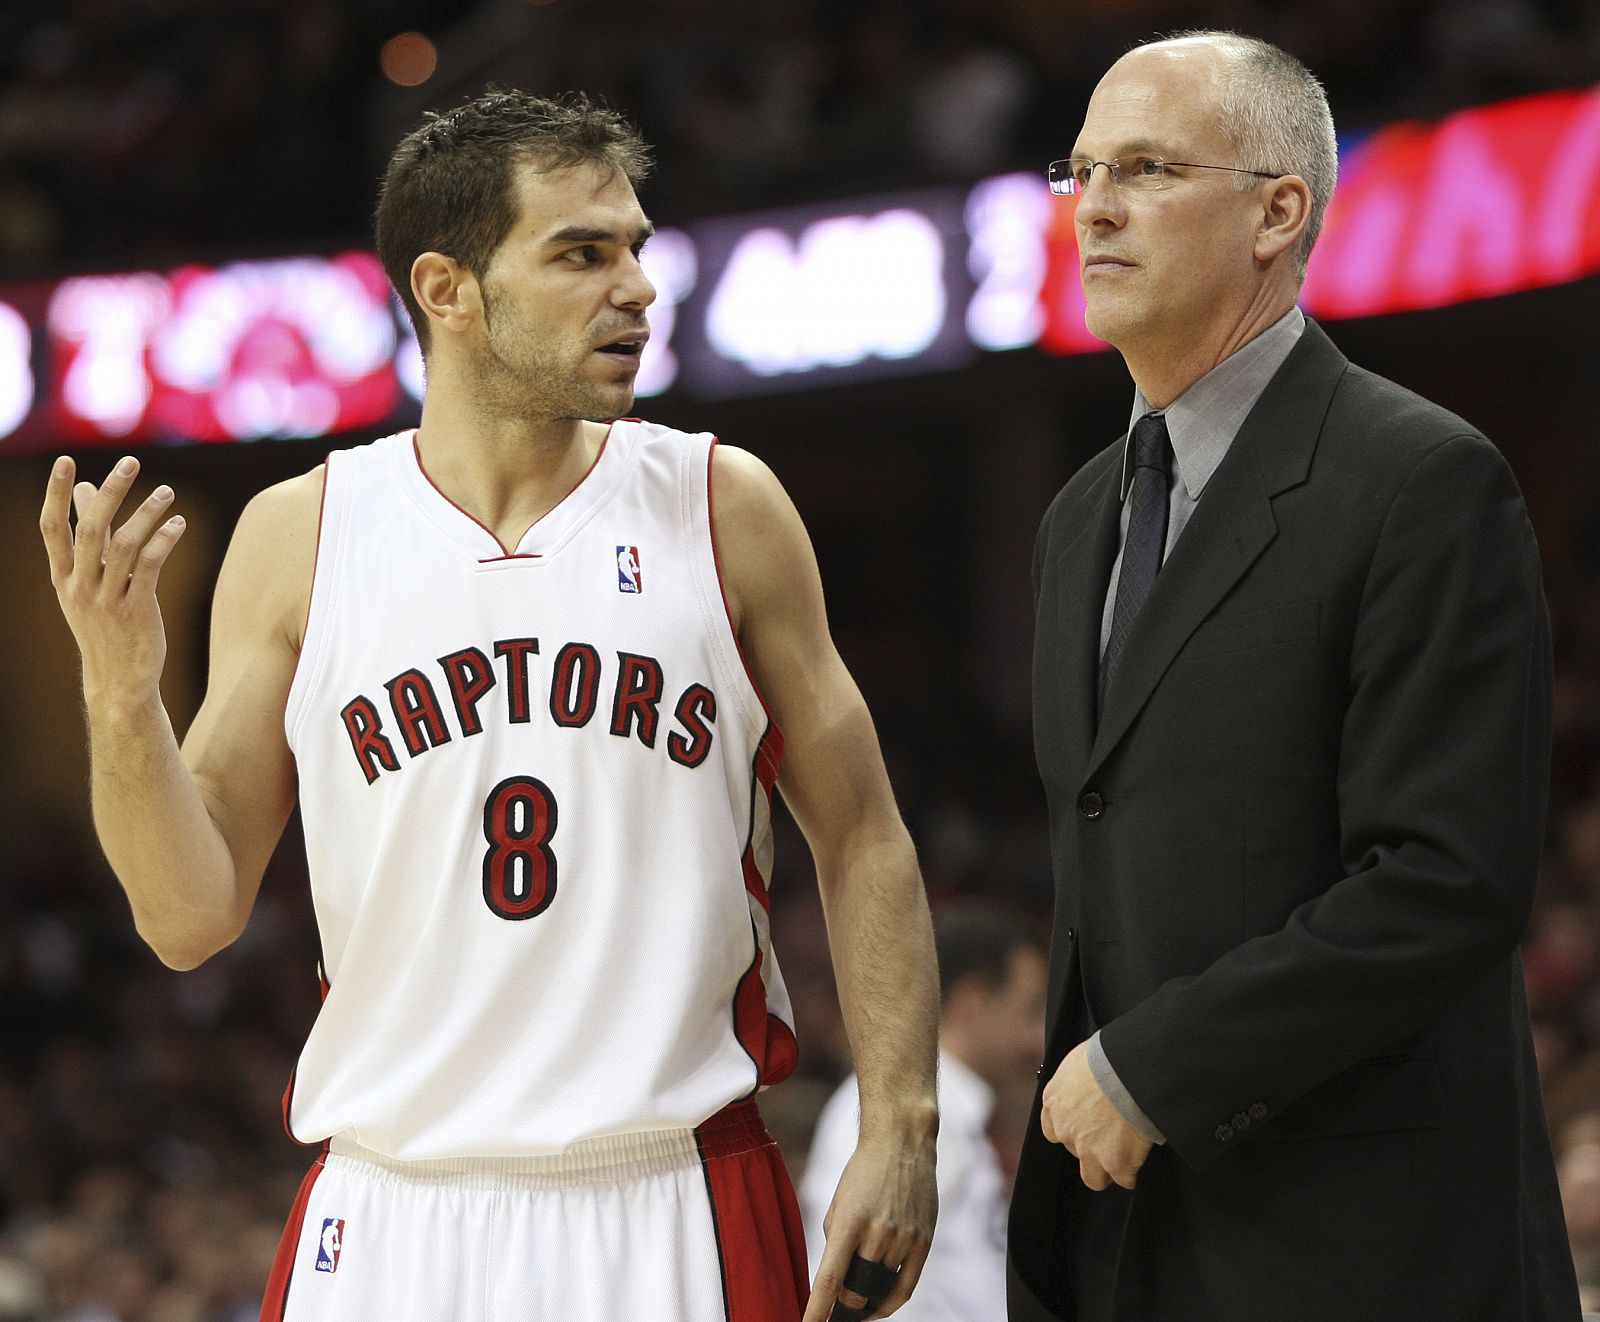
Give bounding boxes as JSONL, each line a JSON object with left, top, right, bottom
{"left": 1098, "top": 411, "right": 1172, "bottom": 714}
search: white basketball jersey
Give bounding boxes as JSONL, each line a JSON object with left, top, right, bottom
{"left": 283, "top": 423, "right": 797, "bottom": 1160}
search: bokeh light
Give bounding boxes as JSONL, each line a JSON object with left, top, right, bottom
{"left": 380, "top": 32, "right": 437, "bottom": 87}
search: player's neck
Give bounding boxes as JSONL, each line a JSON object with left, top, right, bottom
{"left": 414, "top": 401, "right": 609, "bottom": 550}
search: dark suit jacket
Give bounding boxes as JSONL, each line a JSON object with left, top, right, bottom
{"left": 1008, "top": 320, "right": 1579, "bottom": 1321}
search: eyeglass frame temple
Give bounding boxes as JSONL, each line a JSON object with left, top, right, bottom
{"left": 1046, "top": 158, "right": 1284, "bottom": 193}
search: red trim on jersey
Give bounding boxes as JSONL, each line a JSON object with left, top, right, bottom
{"left": 410, "top": 425, "right": 613, "bottom": 558}
{"left": 696, "top": 1102, "right": 808, "bottom": 1322}
{"left": 258, "top": 1146, "right": 328, "bottom": 1322}
{"left": 739, "top": 724, "right": 783, "bottom": 913}
{"left": 732, "top": 723, "right": 797, "bottom": 1090}
{"left": 284, "top": 459, "right": 331, "bottom": 710}
{"left": 705, "top": 438, "right": 785, "bottom": 739}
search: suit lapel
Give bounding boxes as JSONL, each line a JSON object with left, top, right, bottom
{"left": 1044, "top": 455, "right": 1123, "bottom": 779}
{"left": 1084, "top": 320, "right": 1349, "bottom": 781}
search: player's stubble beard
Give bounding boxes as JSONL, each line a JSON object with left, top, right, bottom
{"left": 475, "top": 282, "right": 634, "bottom": 426}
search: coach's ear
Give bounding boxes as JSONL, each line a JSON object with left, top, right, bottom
{"left": 412, "top": 252, "right": 483, "bottom": 344}
{"left": 1253, "top": 173, "right": 1311, "bottom": 266}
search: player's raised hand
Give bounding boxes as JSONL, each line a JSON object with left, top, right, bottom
{"left": 804, "top": 1133, "right": 936, "bottom": 1321}
{"left": 39, "top": 455, "right": 187, "bottom": 704}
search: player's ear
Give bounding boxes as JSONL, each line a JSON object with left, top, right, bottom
{"left": 412, "top": 252, "right": 482, "bottom": 342}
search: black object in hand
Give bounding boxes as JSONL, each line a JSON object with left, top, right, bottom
{"left": 826, "top": 1254, "right": 898, "bottom": 1321}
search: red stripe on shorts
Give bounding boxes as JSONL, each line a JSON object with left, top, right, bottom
{"left": 696, "top": 1101, "right": 809, "bottom": 1322}
{"left": 258, "top": 1146, "right": 328, "bottom": 1322}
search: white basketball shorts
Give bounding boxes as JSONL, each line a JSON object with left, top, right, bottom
{"left": 259, "top": 1101, "right": 809, "bottom": 1321}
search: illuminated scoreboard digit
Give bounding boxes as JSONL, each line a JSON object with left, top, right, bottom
{"left": 148, "top": 254, "right": 397, "bottom": 441}
{"left": 0, "top": 302, "right": 35, "bottom": 442}
{"left": 45, "top": 255, "right": 399, "bottom": 444}
{"left": 677, "top": 190, "right": 975, "bottom": 398}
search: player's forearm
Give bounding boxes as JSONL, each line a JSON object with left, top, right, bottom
{"left": 86, "top": 691, "right": 243, "bottom": 969}
{"left": 818, "top": 827, "right": 940, "bottom": 1142}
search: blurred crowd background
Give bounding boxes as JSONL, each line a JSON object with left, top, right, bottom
{"left": 2, "top": 0, "right": 1600, "bottom": 1318}
{"left": 3, "top": 0, "right": 1600, "bottom": 275}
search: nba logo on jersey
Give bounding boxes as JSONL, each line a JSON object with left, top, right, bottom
{"left": 315, "top": 1218, "right": 345, "bottom": 1273}
{"left": 617, "top": 545, "right": 643, "bottom": 594}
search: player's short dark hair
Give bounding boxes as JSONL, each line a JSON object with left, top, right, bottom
{"left": 375, "top": 89, "right": 652, "bottom": 353}
{"left": 933, "top": 905, "right": 1038, "bottom": 1002}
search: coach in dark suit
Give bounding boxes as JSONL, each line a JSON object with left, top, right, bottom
{"left": 1008, "top": 29, "right": 1580, "bottom": 1322}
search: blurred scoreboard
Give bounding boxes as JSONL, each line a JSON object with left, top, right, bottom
{"left": 1, "top": 82, "right": 1596, "bottom": 451}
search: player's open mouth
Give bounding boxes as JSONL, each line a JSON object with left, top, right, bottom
{"left": 595, "top": 337, "right": 648, "bottom": 358}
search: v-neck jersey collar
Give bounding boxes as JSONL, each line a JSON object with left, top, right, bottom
{"left": 393, "top": 421, "right": 637, "bottom": 565}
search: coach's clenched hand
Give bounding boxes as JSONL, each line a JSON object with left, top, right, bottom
{"left": 805, "top": 1132, "right": 936, "bottom": 1321}
{"left": 1041, "top": 1039, "right": 1153, "bottom": 1191}
{"left": 39, "top": 455, "right": 187, "bottom": 705}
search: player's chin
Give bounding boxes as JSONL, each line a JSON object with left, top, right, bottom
{"left": 600, "top": 383, "right": 636, "bottom": 417}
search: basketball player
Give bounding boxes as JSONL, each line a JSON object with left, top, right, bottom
{"left": 38, "top": 92, "right": 938, "bottom": 1322}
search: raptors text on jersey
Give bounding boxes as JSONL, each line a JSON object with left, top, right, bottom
{"left": 283, "top": 423, "right": 797, "bottom": 1159}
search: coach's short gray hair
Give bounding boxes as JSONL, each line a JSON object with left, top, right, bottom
{"left": 1139, "top": 30, "right": 1338, "bottom": 283}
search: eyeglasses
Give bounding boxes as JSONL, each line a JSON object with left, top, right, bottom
{"left": 1047, "top": 156, "right": 1282, "bottom": 195}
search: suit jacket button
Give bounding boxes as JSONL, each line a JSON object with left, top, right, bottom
{"left": 1078, "top": 792, "right": 1105, "bottom": 819}
{"left": 1066, "top": 926, "right": 1077, "bottom": 942}
{"left": 1249, "top": 1102, "right": 1268, "bottom": 1121}
{"left": 1232, "top": 1112, "right": 1250, "bottom": 1130}
{"left": 1215, "top": 1123, "right": 1234, "bottom": 1143}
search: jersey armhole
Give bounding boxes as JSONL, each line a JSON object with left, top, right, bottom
{"left": 695, "top": 437, "right": 784, "bottom": 753}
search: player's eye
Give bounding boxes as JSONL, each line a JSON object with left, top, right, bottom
{"left": 564, "top": 246, "right": 600, "bottom": 265}
{"left": 1132, "top": 157, "right": 1163, "bottom": 177}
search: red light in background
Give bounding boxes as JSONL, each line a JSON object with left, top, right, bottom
{"left": 1304, "top": 86, "right": 1600, "bottom": 318}
{"left": 380, "top": 32, "right": 437, "bottom": 87}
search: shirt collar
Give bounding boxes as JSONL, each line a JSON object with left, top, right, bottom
{"left": 1119, "top": 305, "right": 1306, "bottom": 502}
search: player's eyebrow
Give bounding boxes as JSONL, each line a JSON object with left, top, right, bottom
{"left": 543, "top": 222, "right": 656, "bottom": 248}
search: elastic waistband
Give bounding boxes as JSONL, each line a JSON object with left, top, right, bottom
{"left": 326, "top": 1100, "right": 772, "bottom": 1192}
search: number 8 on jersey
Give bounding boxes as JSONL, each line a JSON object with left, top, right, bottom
{"left": 482, "top": 775, "right": 559, "bottom": 920}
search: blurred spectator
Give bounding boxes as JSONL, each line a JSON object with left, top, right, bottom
{"left": 798, "top": 906, "right": 1046, "bottom": 1320}
{"left": 1, "top": 0, "right": 1595, "bottom": 273}
{"left": 1560, "top": 1132, "right": 1600, "bottom": 1311}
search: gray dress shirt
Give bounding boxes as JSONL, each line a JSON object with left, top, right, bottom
{"left": 1086, "top": 306, "right": 1307, "bottom": 1143}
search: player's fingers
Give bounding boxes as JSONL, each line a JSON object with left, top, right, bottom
{"left": 1040, "top": 1102, "right": 1058, "bottom": 1145}
{"left": 102, "top": 484, "right": 176, "bottom": 591}
{"left": 872, "top": 1235, "right": 931, "bottom": 1316}
{"left": 803, "top": 1233, "right": 865, "bottom": 1322}
{"left": 40, "top": 457, "right": 78, "bottom": 583}
{"left": 127, "top": 515, "right": 186, "bottom": 597}
{"left": 72, "top": 481, "right": 104, "bottom": 571}
{"left": 842, "top": 1238, "right": 904, "bottom": 1318}
{"left": 75, "top": 456, "right": 139, "bottom": 564}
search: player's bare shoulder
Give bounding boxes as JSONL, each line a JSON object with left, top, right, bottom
{"left": 708, "top": 444, "right": 816, "bottom": 636}
{"left": 215, "top": 464, "right": 326, "bottom": 654}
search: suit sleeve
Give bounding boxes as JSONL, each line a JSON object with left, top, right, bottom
{"left": 1098, "top": 431, "right": 1552, "bottom": 1171}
